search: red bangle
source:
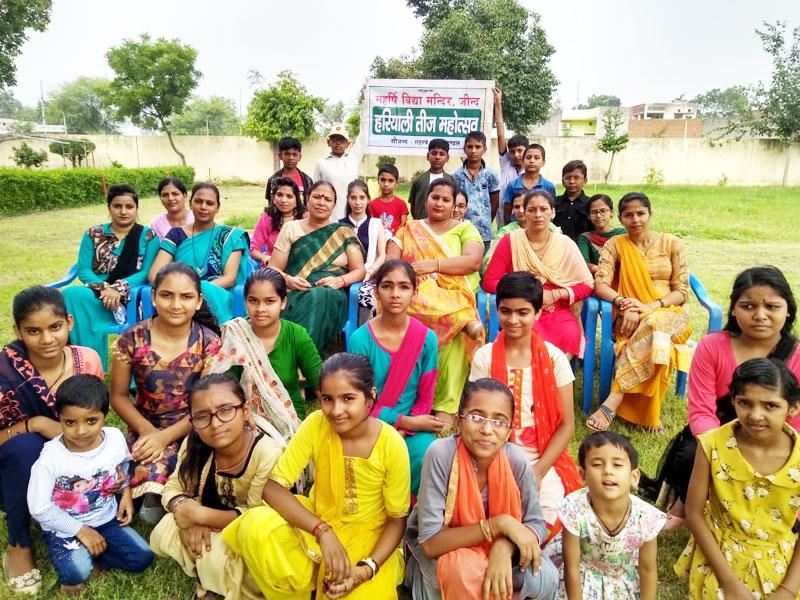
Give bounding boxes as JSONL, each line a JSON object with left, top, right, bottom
{"left": 311, "top": 520, "right": 326, "bottom": 538}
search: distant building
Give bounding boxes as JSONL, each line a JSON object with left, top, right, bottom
{"left": 559, "top": 108, "right": 601, "bottom": 137}
{"left": 629, "top": 101, "right": 698, "bottom": 120}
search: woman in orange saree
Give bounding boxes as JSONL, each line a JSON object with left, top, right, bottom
{"left": 386, "top": 179, "right": 484, "bottom": 423}
{"left": 586, "top": 192, "right": 691, "bottom": 433}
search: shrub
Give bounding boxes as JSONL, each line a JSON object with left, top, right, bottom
{"left": 49, "top": 140, "right": 96, "bottom": 168}
{"left": 375, "top": 155, "right": 396, "bottom": 170}
{"left": 644, "top": 166, "right": 665, "bottom": 186}
{"left": 11, "top": 143, "right": 48, "bottom": 169}
{"left": 0, "top": 165, "right": 195, "bottom": 215}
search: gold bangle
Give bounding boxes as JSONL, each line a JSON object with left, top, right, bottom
{"left": 487, "top": 517, "right": 496, "bottom": 540}
{"left": 479, "top": 518, "right": 493, "bottom": 542}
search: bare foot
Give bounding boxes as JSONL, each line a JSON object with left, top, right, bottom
{"left": 60, "top": 583, "right": 85, "bottom": 596}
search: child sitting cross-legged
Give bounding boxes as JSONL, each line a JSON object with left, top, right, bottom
{"left": 149, "top": 374, "right": 282, "bottom": 600}
{"left": 26, "top": 374, "right": 154, "bottom": 595}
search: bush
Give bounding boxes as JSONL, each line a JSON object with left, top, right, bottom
{"left": 49, "top": 140, "right": 96, "bottom": 168}
{"left": 376, "top": 155, "right": 396, "bottom": 170}
{"left": 11, "top": 143, "right": 48, "bottom": 169}
{"left": 0, "top": 165, "right": 194, "bottom": 215}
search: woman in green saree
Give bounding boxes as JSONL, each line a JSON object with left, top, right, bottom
{"left": 149, "top": 182, "right": 249, "bottom": 324}
{"left": 269, "top": 180, "right": 366, "bottom": 353}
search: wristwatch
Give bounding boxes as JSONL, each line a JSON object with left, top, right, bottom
{"left": 357, "top": 557, "right": 379, "bottom": 579}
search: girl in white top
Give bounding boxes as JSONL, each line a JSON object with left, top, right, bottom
{"left": 339, "top": 179, "right": 386, "bottom": 316}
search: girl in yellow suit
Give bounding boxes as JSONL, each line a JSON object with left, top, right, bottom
{"left": 222, "top": 352, "right": 410, "bottom": 599}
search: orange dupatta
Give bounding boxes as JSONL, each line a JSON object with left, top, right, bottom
{"left": 437, "top": 438, "right": 522, "bottom": 600}
{"left": 613, "top": 235, "right": 691, "bottom": 427}
{"left": 490, "top": 331, "right": 581, "bottom": 534}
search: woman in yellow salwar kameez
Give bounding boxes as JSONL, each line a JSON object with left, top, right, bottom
{"left": 386, "top": 179, "right": 484, "bottom": 425}
{"left": 222, "top": 353, "right": 410, "bottom": 599}
{"left": 587, "top": 192, "right": 691, "bottom": 433}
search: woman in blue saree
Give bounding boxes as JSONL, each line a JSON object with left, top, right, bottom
{"left": 149, "top": 182, "right": 249, "bottom": 324}
{"left": 268, "top": 180, "right": 366, "bottom": 353}
{"left": 63, "top": 184, "right": 159, "bottom": 366}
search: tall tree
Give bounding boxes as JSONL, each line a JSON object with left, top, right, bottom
{"left": 244, "top": 70, "right": 324, "bottom": 169}
{"left": 0, "top": 0, "right": 52, "bottom": 87}
{"left": 689, "top": 86, "right": 749, "bottom": 118}
{"left": 597, "top": 109, "right": 629, "bottom": 183}
{"left": 45, "top": 77, "right": 118, "bottom": 133}
{"left": 172, "top": 95, "right": 240, "bottom": 135}
{"left": 373, "top": 0, "right": 557, "bottom": 133}
{"left": 0, "top": 89, "right": 38, "bottom": 121}
{"left": 579, "top": 94, "right": 622, "bottom": 109}
{"left": 105, "top": 35, "right": 201, "bottom": 165}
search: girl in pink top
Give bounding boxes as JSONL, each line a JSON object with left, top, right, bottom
{"left": 250, "top": 177, "right": 305, "bottom": 266}
{"left": 658, "top": 265, "right": 799, "bottom": 528}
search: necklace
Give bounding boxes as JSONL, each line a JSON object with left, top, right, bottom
{"left": 44, "top": 348, "right": 68, "bottom": 390}
{"left": 530, "top": 232, "right": 551, "bottom": 253}
{"left": 216, "top": 428, "right": 254, "bottom": 474}
{"left": 589, "top": 494, "right": 631, "bottom": 537}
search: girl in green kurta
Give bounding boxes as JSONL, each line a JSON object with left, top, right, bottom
{"left": 212, "top": 267, "right": 322, "bottom": 442}
{"left": 268, "top": 180, "right": 366, "bottom": 353}
{"left": 576, "top": 194, "right": 626, "bottom": 273}
{"left": 63, "top": 184, "right": 159, "bottom": 366}
{"left": 149, "top": 182, "right": 249, "bottom": 324}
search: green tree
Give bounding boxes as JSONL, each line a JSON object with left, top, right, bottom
{"left": 0, "top": 89, "right": 38, "bottom": 121}
{"left": 105, "top": 35, "right": 201, "bottom": 165}
{"left": 11, "top": 142, "right": 47, "bottom": 168}
{"left": 0, "top": 0, "right": 52, "bottom": 87}
{"left": 244, "top": 70, "right": 324, "bottom": 169}
{"left": 318, "top": 100, "right": 346, "bottom": 136}
{"left": 374, "top": 0, "right": 557, "bottom": 133}
{"left": 48, "top": 139, "right": 96, "bottom": 167}
{"left": 579, "top": 94, "right": 621, "bottom": 109}
{"left": 172, "top": 95, "right": 240, "bottom": 135}
{"left": 369, "top": 55, "right": 422, "bottom": 79}
{"left": 597, "top": 108, "right": 629, "bottom": 183}
{"left": 689, "top": 86, "right": 750, "bottom": 118}
{"left": 45, "top": 77, "right": 118, "bottom": 133}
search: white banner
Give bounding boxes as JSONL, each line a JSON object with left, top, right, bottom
{"left": 364, "top": 78, "right": 495, "bottom": 156}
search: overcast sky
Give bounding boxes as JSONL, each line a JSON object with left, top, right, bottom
{"left": 9, "top": 0, "right": 798, "bottom": 114}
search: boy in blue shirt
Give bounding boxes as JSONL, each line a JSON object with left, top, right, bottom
{"left": 502, "top": 143, "right": 557, "bottom": 223}
{"left": 453, "top": 131, "right": 500, "bottom": 252}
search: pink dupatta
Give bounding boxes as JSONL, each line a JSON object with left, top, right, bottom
{"left": 369, "top": 317, "right": 429, "bottom": 417}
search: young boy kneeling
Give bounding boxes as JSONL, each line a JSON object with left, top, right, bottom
{"left": 27, "top": 375, "right": 153, "bottom": 594}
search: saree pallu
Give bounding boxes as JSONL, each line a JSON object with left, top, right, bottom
{"left": 163, "top": 225, "right": 249, "bottom": 324}
{"left": 509, "top": 230, "right": 594, "bottom": 358}
{"left": 282, "top": 224, "right": 362, "bottom": 353}
{"left": 612, "top": 236, "right": 691, "bottom": 428}
{"left": 394, "top": 221, "right": 480, "bottom": 414}
{"left": 222, "top": 411, "right": 410, "bottom": 599}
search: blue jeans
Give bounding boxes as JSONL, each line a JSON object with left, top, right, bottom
{"left": 0, "top": 433, "right": 46, "bottom": 547}
{"left": 42, "top": 518, "right": 153, "bottom": 585}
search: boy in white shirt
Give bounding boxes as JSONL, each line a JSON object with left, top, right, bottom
{"left": 27, "top": 375, "right": 153, "bottom": 594}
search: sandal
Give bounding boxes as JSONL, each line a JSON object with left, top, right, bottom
{"left": 643, "top": 425, "right": 665, "bottom": 435}
{"left": 662, "top": 513, "right": 686, "bottom": 532}
{"left": 3, "top": 551, "right": 42, "bottom": 595}
{"left": 586, "top": 404, "right": 616, "bottom": 432}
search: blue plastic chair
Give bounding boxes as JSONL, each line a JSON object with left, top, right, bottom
{"left": 586, "top": 272, "right": 723, "bottom": 413}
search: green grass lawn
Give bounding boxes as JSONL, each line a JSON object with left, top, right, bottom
{"left": 1, "top": 183, "right": 799, "bottom": 598}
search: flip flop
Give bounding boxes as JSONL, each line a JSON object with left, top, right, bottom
{"left": 3, "top": 551, "right": 42, "bottom": 596}
{"left": 586, "top": 404, "right": 616, "bottom": 432}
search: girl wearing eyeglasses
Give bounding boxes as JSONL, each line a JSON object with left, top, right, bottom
{"left": 110, "top": 263, "right": 221, "bottom": 525}
{"left": 150, "top": 374, "right": 281, "bottom": 600}
{"left": 268, "top": 180, "right": 366, "bottom": 353}
{"left": 405, "top": 378, "right": 558, "bottom": 600}
{"left": 469, "top": 272, "right": 581, "bottom": 536}
{"left": 576, "top": 194, "right": 626, "bottom": 274}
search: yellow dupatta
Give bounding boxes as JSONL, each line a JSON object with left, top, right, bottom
{"left": 613, "top": 236, "right": 691, "bottom": 427}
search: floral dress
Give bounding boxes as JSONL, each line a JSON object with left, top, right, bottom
{"left": 112, "top": 320, "right": 220, "bottom": 497}
{"left": 674, "top": 420, "right": 800, "bottom": 598}
{"left": 547, "top": 488, "right": 666, "bottom": 599}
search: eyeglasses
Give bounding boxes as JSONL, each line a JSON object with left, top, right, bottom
{"left": 310, "top": 193, "right": 335, "bottom": 202}
{"left": 459, "top": 413, "right": 511, "bottom": 430}
{"left": 190, "top": 404, "right": 244, "bottom": 429}
{"left": 589, "top": 208, "right": 611, "bottom": 216}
